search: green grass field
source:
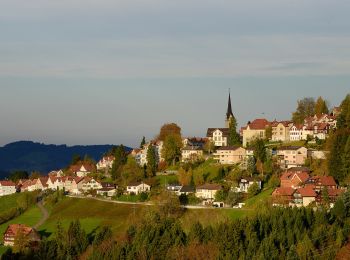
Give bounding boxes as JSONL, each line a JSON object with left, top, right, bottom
{"left": 0, "top": 205, "right": 42, "bottom": 243}
{"left": 38, "top": 197, "right": 252, "bottom": 239}
{"left": 156, "top": 174, "right": 179, "bottom": 187}
{"left": 0, "top": 193, "right": 30, "bottom": 213}
{"left": 38, "top": 197, "right": 151, "bottom": 239}
{"left": 244, "top": 188, "right": 273, "bottom": 208}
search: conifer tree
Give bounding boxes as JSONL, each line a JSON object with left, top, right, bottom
{"left": 228, "top": 117, "right": 241, "bottom": 146}
{"left": 315, "top": 96, "right": 329, "bottom": 116}
{"left": 146, "top": 145, "right": 158, "bottom": 177}
{"left": 140, "top": 136, "right": 146, "bottom": 148}
{"left": 111, "top": 145, "right": 127, "bottom": 180}
{"left": 341, "top": 136, "right": 350, "bottom": 182}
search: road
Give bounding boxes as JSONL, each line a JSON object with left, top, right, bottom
{"left": 33, "top": 201, "right": 49, "bottom": 229}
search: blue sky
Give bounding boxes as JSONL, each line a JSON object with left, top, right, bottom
{"left": 0, "top": 1, "right": 349, "bottom": 147}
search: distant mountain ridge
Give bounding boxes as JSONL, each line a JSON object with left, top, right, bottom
{"left": 0, "top": 141, "right": 132, "bottom": 179}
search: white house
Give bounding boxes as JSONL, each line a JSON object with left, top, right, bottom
{"left": 289, "top": 124, "right": 303, "bottom": 141}
{"left": 206, "top": 128, "right": 229, "bottom": 147}
{"left": 181, "top": 146, "right": 204, "bottom": 162}
{"left": 0, "top": 180, "right": 16, "bottom": 196}
{"left": 96, "top": 183, "right": 117, "bottom": 197}
{"left": 81, "top": 178, "right": 102, "bottom": 192}
{"left": 96, "top": 156, "right": 115, "bottom": 170}
{"left": 126, "top": 182, "right": 151, "bottom": 195}
{"left": 195, "top": 184, "right": 222, "bottom": 200}
{"left": 234, "top": 178, "right": 262, "bottom": 193}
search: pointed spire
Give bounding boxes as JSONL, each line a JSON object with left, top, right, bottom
{"left": 226, "top": 89, "right": 233, "bottom": 120}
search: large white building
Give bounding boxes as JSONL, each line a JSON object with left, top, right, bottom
{"left": 0, "top": 180, "right": 16, "bottom": 196}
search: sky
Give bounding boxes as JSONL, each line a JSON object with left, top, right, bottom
{"left": 0, "top": 0, "right": 349, "bottom": 147}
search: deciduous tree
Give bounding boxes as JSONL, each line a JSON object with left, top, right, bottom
{"left": 292, "top": 97, "right": 315, "bottom": 124}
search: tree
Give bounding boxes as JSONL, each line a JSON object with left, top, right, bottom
{"left": 140, "top": 136, "right": 146, "bottom": 148}
{"left": 13, "top": 227, "right": 30, "bottom": 253}
{"left": 341, "top": 136, "right": 350, "bottom": 183}
{"left": 111, "top": 145, "right": 128, "bottom": 180}
{"left": 8, "top": 171, "right": 29, "bottom": 182}
{"left": 315, "top": 96, "right": 329, "bottom": 116}
{"left": 214, "top": 190, "right": 227, "bottom": 202}
{"left": 204, "top": 139, "right": 215, "bottom": 154}
{"left": 162, "top": 134, "right": 182, "bottom": 165}
{"left": 337, "top": 94, "right": 350, "bottom": 129}
{"left": 146, "top": 145, "right": 158, "bottom": 177}
{"left": 247, "top": 156, "right": 256, "bottom": 177}
{"left": 228, "top": 117, "right": 241, "bottom": 146}
{"left": 251, "top": 139, "right": 266, "bottom": 175}
{"left": 225, "top": 191, "right": 243, "bottom": 206}
{"left": 247, "top": 182, "right": 260, "bottom": 198}
{"left": 71, "top": 154, "right": 82, "bottom": 165}
{"left": 157, "top": 123, "right": 181, "bottom": 141}
{"left": 292, "top": 97, "right": 315, "bottom": 124}
{"left": 121, "top": 157, "right": 143, "bottom": 185}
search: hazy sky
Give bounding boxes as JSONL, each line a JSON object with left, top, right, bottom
{"left": 0, "top": 0, "right": 349, "bottom": 147}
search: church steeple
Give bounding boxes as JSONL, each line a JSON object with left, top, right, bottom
{"left": 226, "top": 90, "right": 233, "bottom": 120}
{"left": 225, "top": 89, "right": 234, "bottom": 128}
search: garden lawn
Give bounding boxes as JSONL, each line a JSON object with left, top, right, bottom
{"left": 156, "top": 175, "right": 179, "bottom": 187}
{"left": 244, "top": 188, "right": 273, "bottom": 208}
{"left": 0, "top": 205, "right": 42, "bottom": 243}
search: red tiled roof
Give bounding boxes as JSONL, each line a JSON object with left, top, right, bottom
{"left": 327, "top": 188, "right": 344, "bottom": 197}
{"left": 311, "top": 176, "right": 337, "bottom": 186}
{"left": 0, "top": 180, "right": 16, "bottom": 186}
{"left": 280, "top": 171, "right": 310, "bottom": 183}
{"left": 247, "top": 118, "right": 271, "bottom": 130}
{"left": 272, "top": 187, "right": 295, "bottom": 196}
{"left": 5, "top": 224, "right": 34, "bottom": 236}
{"left": 297, "top": 187, "right": 317, "bottom": 197}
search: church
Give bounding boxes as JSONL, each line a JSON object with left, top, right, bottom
{"left": 206, "top": 92, "right": 236, "bottom": 147}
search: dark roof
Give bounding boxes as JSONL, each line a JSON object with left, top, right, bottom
{"left": 206, "top": 128, "right": 229, "bottom": 137}
{"left": 277, "top": 146, "right": 305, "bottom": 151}
{"left": 287, "top": 167, "right": 311, "bottom": 173}
{"left": 98, "top": 187, "right": 116, "bottom": 192}
{"left": 182, "top": 146, "right": 203, "bottom": 151}
{"left": 217, "top": 146, "right": 243, "bottom": 151}
{"left": 180, "top": 185, "right": 195, "bottom": 193}
{"left": 196, "top": 184, "right": 222, "bottom": 190}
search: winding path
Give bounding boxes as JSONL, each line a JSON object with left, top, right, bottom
{"left": 33, "top": 201, "right": 49, "bottom": 229}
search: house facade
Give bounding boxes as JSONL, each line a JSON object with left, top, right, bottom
{"left": 241, "top": 118, "right": 271, "bottom": 147}
{"left": 96, "top": 156, "right": 115, "bottom": 170}
{"left": 271, "top": 121, "right": 292, "bottom": 142}
{"left": 277, "top": 146, "right": 308, "bottom": 169}
{"left": 195, "top": 184, "right": 222, "bottom": 200}
{"left": 126, "top": 182, "right": 151, "bottom": 195}
{"left": 0, "top": 180, "right": 16, "bottom": 196}
{"left": 181, "top": 146, "right": 204, "bottom": 162}
{"left": 234, "top": 178, "right": 262, "bottom": 193}
{"left": 3, "top": 224, "right": 40, "bottom": 247}
{"left": 206, "top": 128, "right": 229, "bottom": 147}
{"left": 214, "top": 146, "right": 246, "bottom": 165}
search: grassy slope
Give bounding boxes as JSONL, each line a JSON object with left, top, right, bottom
{"left": 0, "top": 206, "right": 42, "bottom": 243}
{"left": 0, "top": 193, "right": 27, "bottom": 213}
{"left": 38, "top": 198, "right": 151, "bottom": 238}
{"left": 38, "top": 197, "right": 252, "bottom": 239}
{"left": 244, "top": 188, "right": 273, "bottom": 208}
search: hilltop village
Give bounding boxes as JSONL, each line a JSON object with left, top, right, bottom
{"left": 1, "top": 93, "right": 350, "bottom": 257}
{"left": 0, "top": 94, "right": 347, "bottom": 207}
